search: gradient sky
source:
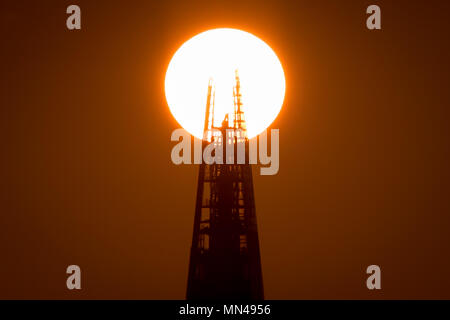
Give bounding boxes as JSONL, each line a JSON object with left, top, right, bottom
{"left": 1, "top": 0, "right": 449, "bottom": 299}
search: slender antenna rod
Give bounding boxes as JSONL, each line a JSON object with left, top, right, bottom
{"left": 203, "top": 79, "right": 213, "bottom": 135}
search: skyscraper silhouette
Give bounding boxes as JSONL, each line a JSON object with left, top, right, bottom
{"left": 187, "top": 71, "right": 264, "bottom": 300}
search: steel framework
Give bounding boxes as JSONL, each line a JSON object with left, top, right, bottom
{"left": 186, "top": 71, "right": 264, "bottom": 300}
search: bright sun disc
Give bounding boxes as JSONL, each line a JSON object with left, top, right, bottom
{"left": 165, "top": 28, "right": 285, "bottom": 139}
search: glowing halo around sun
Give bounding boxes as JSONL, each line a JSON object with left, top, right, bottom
{"left": 165, "top": 28, "right": 286, "bottom": 139}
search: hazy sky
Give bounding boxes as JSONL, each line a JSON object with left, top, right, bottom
{"left": 1, "top": 0, "right": 449, "bottom": 299}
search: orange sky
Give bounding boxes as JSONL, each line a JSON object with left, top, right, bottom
{"left": 1, "top": 0, "right": 450, "bottom": 299}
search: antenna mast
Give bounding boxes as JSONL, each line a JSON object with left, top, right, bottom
{"left": 233, "top": 70, "right": 247, "bottom": 137}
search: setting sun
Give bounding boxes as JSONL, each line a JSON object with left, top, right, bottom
{"left": 165, "top": 28, "right": 286, "bottom": 139}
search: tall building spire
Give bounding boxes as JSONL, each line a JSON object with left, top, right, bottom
{"left": 186, "top": 76, "right": 264, "bottom": 300}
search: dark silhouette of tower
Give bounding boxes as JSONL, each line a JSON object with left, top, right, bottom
{"left": 186, "top": 71, "right": 264, "bottom": 300}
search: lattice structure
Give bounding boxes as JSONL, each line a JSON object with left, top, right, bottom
{"left": 186, "top": 71, "right": 264, "bottom": 300}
